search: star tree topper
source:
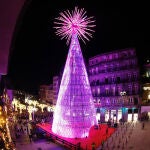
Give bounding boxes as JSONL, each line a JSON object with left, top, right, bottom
{"left": 54, "top": 6, "right": 96, "bottom": 45}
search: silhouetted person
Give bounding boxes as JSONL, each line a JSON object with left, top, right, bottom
{"left": 13, "top": 139, "right": 16, "bottom": 146}
{"left": 106, "top": 127, "right": 108, "bottom": 134}
{"left": 29, "top": 134, "right": 32, "bottom": 142}
{"left": 0, "top": 137, "right": 5, "bottom": 149}
{"left": 142, "top": 122, "right": 145, "bottom": 129}
{"left": 92, "top": 142, "right": 96, "bottom": 150}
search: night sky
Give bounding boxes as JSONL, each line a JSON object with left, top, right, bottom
{"left": 7, "top": 0, "right": 150, "bottom": 94}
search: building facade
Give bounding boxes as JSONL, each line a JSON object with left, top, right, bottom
{"left": 52, "top": 76, "right": 60, "bottom": 105}
{"left": 88, "top": 48, "right": 141, "bottom": 122}
{"left": 39, "top": 76, "right": 60, "bottom": 105}
{"left": 141, "top": 59, "right": 150, "bottom": 120}
{"left": 39, "top": 84, "right": 54, "bottom": 104}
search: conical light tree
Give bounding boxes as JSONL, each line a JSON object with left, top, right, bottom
{"left": 52, "top": 7, "right": 97, "bottom": 138}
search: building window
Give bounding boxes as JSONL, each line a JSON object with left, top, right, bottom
{"left": 112, "top": 76, "right": 115, "bottom": 83}
{"left": 106, "top": 99, "right": 109, "bottom": 104}
{"left": 96, "top": 80, "right": 100, "bottom": 85}
{"left": 89, "top": 70, "right": 92, "bottom": 75}
{"left": 113, "top": 87, "right": 115, "bottom": 96}
{"left": 104, "top": 65, "right": 108, "bottom": 72}
{"left": 92, "top": 88, "right": 95, "bottom": 95}
{"left": 146, "top": 71, "right": 150, "bottom": 77}
{"left": 117, "top": 77, "right": 120, "bottom": 83}
{"left": 92, "top": 69, "right": 94, "bottom": 75}
{"left": 97, "top": 98, "right": 100, "bottom": 103}
{"left": 134, "top": 109, "right": 138, "bottom": 113}
{"left": 132, "top": 60, "right": 135, "bottom": 66}
{"left": 129, "top": 98, "right": 133, "bottom": 103}
{"left": 105, "top": 78, "right": 108, "bottom": 84}
{"left": 112, "top": 99, "right": 115, "bottom": 104}
{"left": 116, "top": 63, "right": 119, "bottom": 70}
{"left": 96, "top": 67, "right": 98, "bottom": 74}
{"left": 93, "top": 99, "right": 96, "bottom": 103}
{"left": 128, "top": 73, "right": 131, "bottom": 81}
{"left": 97, "top": 88, "right": 100, "bottom": 95}
{"left": 134, "top": 85, "right": 138, "bottom": 94}
{"left": 133, "top": 73, "right": 137, "bottom": 80}
{"left": 128, "top": 85, "right": 132, "bottom": 95}
{"left": 105, "top": 88, "right": 109, "bottom": 95}
{"left": 134, "top": 98, "right": 138, "bottom": 105}
{"left": 128, "top": 109, "right": 132, "bottom": 114}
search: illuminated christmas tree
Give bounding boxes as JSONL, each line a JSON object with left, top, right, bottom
{"left": 52, "top": 7, "right": 97, "bottom": 138}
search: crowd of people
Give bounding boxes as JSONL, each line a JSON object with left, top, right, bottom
{"left": 0, "top": 136, "right": 5, "bottom": 149}
{"left": 8, "top": 110, "right": 53, "bottom": 149}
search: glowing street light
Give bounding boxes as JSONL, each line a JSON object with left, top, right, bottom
{"left": 18, "top": 103, "right": 26, "bottom": 114}
{"left": 27, "top": 105, "right": 38, "bottom": 121}
{"left": 12, "top": 98, "right": 20, "bottom": 111}
{"left": 148, "top": 93, "right": 150, "bottom": 100}
{"left": 39, "top": 103, "right": 46, "bottom": 112}
{"left": 32, "top": 100, "right": 39, "bottom": 107}
{"left": 120, "top": 91, "right": 126, "bottom": 122}
{"left": 27, "top": 106, "right": 34, "bottom": 121}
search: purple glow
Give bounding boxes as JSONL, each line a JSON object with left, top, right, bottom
{"left": 52, "top": 8, "right": 97, "bottom": 138}
{"left": 54, "top": 6, "right": 95, "bottom": 45}
{"left": 0, "top": 0, "right": 26, "bottom": 74}
{"left": 52, "top": 34, "right": 97, "bottom": 138}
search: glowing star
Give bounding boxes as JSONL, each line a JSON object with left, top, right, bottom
{"left": 52, "top": 7, "right": 97, "bottom": 138}
{"left": 54, "top": 6, "right": 95, "bottom": 45}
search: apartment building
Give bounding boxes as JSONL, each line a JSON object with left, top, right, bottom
{"left": 88, "top": 48, "right": 141, "bottom": 122}
{"left": 39, "top": 84, "right": 53, "bottom": 104}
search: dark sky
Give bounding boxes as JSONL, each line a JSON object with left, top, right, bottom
{"left": 7, "top": 0, "right": 150, "bottom": 94}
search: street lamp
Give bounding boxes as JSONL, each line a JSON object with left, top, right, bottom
{"left": 32, "top": 107, "right": 37, "bottom": 121}
{"left": 120, "top": 91, "right": 126, "bottom": 122}
{"left": 39, "top": 103, "right": 46, "bottom": 112}
{"left": 148, "top": 93, "right": 150, "bottom": 103}
{"left": 12, "top": 98, "right": 19, "bottom": 111}
{"left": 27, "top": 106, "right": 34, "bottom": 121}
{"left": 18, "top": 103, "right": 26, "bottom": 114}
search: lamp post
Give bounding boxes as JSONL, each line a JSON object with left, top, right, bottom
{"left": 12, "top": 99, "right": 19, "bottom": 111}
{"left": 18, "top": 103, "right": 26, "bottom": 114}
{"left": 27, "top": 106, "right": 33, "bottom": 121}
{"left": 39, "top": 103, "right": 46, "bottom": 112}
{"left": 120, "top": 91, "right": 126, "bottom": 123}
{"left": 48, "top": 106, "right": 54, "bottom": 123}
{"left": 148, "top": 93, "right": 150, "bottom": 103}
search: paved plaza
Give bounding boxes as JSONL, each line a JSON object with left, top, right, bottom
{"left": 15, "top": 135, "right": 66, "bottom": 150}
{"left": 97, "top": 120, "right": 150, "bottom": 150}
{"left": 13, "top": 121, "right": 150, "bottom": 150}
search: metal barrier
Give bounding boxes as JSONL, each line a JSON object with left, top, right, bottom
{"left": 47, "top": 133, "right": 81, "bottom": 150}
{"left": 37, "top": 127, "right": 80, "bottom": 150}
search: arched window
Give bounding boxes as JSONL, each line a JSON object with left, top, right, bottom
{"left": 117, "top": 76, "right": 120, "bottom": 83}
{"left": 96, "top": 80, "right": 100, "bottom": 85}
{"left": 105, "top": 78, "right": 108, "bottom": 84}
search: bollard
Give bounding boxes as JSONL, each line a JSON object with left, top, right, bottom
{"left": 122, "top": 143, "right": 124, "bottom": 149}
{"left": 126, "top": 138, "right": 127, "bottom": 144}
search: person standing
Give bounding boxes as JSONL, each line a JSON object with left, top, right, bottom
{"left": 29, "top": 134, "right": 32, "bottom": 142}
{"left": 101, "top": 140, "right": 104, "bottom": 149}
{"left": 91, "top": 142, "right": 96, "bottom": 150}
{"left": 142, "top": 122, "right": 145, "bottom": 129}
{"left": 0, "top": 136, "right": 5, "bottom": 149}
{"left": 106, "top": 127, "right": 108, "bottom": 135}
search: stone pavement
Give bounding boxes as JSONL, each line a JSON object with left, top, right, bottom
{"left": 97, "top": 120, "right": 150, "bottom": 150}
{"left": 14, "top": 133, "right": 66, "bottom": 150}
{"left": 15, "top": 139, "right": 66, "bottom": 150}
{"left": 13, "top": 120, "right": 150, "bottom": 150}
